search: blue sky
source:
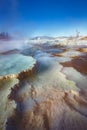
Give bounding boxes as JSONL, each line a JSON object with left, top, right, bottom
{"left": 0, "top": 0, "right": 87, "bottom": 37}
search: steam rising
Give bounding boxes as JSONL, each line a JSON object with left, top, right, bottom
{"left": 0, "top": 40, "right": 26, "bottom": 52}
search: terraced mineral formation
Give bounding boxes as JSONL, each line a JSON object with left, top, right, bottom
{"left": 61, "top": 54, "right": 87, "bottom": 74}
{"left": 0, "top": 54, "right": 36, "bottom": 77}
{"left": 0, "top": 54, "right": 36, "bottom": 130}
{"left": 5, "top": 59, "right": 87, "bottom": 130}
{"left": 77, "top": 47, "right": 87, "bottom": 53}
{"left": 0, "top": 46, "right": 87, "bottom": 130}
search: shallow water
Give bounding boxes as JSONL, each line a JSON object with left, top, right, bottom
{"left": 0, "top": 54, "right": 36, "bottom": 76}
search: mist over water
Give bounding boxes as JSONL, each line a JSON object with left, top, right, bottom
{"left": 0, "top": 40, "right": 27, "bottom": 52}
